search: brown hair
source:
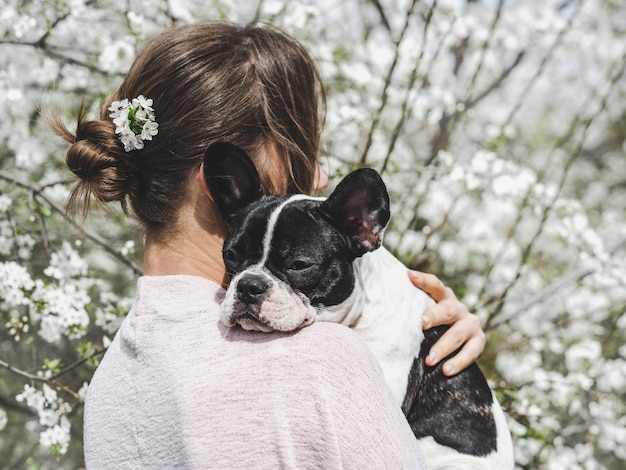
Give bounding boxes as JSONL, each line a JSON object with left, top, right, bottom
{"left": 48, "top": 21, "right": 326, "bottom": 236}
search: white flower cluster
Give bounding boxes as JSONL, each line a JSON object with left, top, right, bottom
{"left": 0, "top": 223, "right": 36, "bottom": 259}
{"left": 0, "top": 195, "right": 35, "bottom": 259}
{"left": 108, "top": 94, "right": 158, "bottom": 152}
{"left": 95, "top": 291, "right": 132, "bottom": 335}
{"left": 31, "top": 279, "right": 91, "bottom": 342}
{"left": 32, "top": 242, "right": 92, "bottom": 342}
{"left": 0, "top": 261, "right": 35, "bottom": 307}
{"left": 15, "top": 384, "right": 72, "bottom": 455}
{"left": 1, "top": 243, "right": 93, "bottom": 343}
{"left": 0, "top": 194, "right": 12, "bottom": 212}
{"left": 5, "top": 315, "right": 29, "bottom": 341}
{"left": 43, "top": 240, "right": 88, "bottom": 280}
{"left": 0, "top": 220, "right": 13, "bottom": 256}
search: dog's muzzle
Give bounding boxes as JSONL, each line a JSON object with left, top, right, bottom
{"left": 220, "top": 269, "right": 317, "bottom": 332}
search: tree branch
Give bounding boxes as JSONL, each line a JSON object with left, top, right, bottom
{"left": 0, "top": 173, "right": 143, "bottom": 276}
{"left": 380, "top": 0, "right": 439, "bottom": 174}
{"left": 359, "top": 0, "right": 420, "bottom": 165}
{"left": 0, "top": 348, "right": 105, "bottom": 384}
{"left": 487, "top": 266, "right": 595, "bottom": 328}
{"left": 485, "top": 54, "right": 626, "bottom": 323}
{"left": 426, "top": 49, "right": 526, "bottom": 166}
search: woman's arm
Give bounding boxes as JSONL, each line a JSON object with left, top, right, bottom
{"left": 408, "top": 271, "right": 486, "bottom": 376}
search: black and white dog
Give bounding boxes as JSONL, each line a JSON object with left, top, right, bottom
{"left": 203, "top": 142, "right": 514, "bottom": 469}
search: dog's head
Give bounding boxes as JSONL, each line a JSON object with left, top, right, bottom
{"left": 203, "top": 142, "right": 390, "bottom": 332}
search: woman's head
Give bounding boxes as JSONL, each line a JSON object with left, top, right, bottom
{"left": 51, "top": 21, "right": 325, "bottom": 238}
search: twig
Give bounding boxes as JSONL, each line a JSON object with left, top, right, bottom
{"left": 359, "top": 0, "right": 420, "bottom": 165}
{"left": 496, "top": 0, "right": 581, "bottom": 137}
{"left": 426, "top": 49, "right": 525, "bottom": 166}
{"left": 252, "top": 0, "right": 265, "bottom": 23}
{"left": 0, "top": 359, "right": 40, "bottom": 382}
{"left": 380, "top": 0, "right": 439, "bottom": 174}
{"left": 465, "top": 0, "right": 505, "bottom": 96}
{"left": 485, "top": 54, "right": 626, "bottom": 322}
{"left": 0, "top": 172, "right": 143, "bottom": 276}
{"left": 0, "top": 349, "right": 106, "bottom": 384}
{"left": 368, "top": 0, "right": 393, "bottom": 36}
{"left": 488, "top": 266, "right": 595, "bottom": 328}
{"left": 473, "top": 1, "right": 584, "bottom": 306}
{"left": 0, "top": 7, "right": 122, "bottom": 78}
{"left": 488, "top": 236, "right": 626, "bottom": 329}
{"left": 49, "top": 348, "right": 106, "bottom": 381}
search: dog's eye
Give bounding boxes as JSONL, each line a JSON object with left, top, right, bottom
{"left": 223, "top": 249, "right": 242, "bottom": 273}
{"left": 288, "top": 260, "right": 315, "bottom": 272}
{"left": 223, "top": 249, "right": 237, "bottom": 262}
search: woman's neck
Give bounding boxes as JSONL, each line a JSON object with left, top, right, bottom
{"left": 143, "top": 233, "right": 228, "bottom": 287}
{"left": 142, "top": 169, "right": 229, "bottom": 287}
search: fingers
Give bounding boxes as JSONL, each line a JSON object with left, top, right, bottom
{"left": 410, "top": 270, "right": 463, "bottom": 329}
{"left": 425, "top": 314, "right": 486, "bottom": 376}
{"left": 409, "top": 269, "right": 486, "bottom": 376}
{"left": 408, "top": 270, "right": 447, "bottom": 303}
{"left": 421, "top": 295, "right": 463, "bottom": 329}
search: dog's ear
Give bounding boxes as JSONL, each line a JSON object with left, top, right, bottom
{"left": 321, "top": 168, "right": 390, "bottom": 257}
{"left": 202, "top": 142, "right": 265, "bottom": 224}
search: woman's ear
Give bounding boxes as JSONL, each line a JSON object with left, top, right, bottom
{"left": 199, "top": 162, "right": 212, "bottom": 198}
{"left": 314, "top": 162, "right": 330, "bottom": 192}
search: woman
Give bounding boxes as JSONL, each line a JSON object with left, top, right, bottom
{"left": 50, "top": 21, "right": 485, "bottom": 468}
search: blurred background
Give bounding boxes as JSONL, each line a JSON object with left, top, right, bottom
{"left": 0, "top": 0, "right": 624, "bottom": 468}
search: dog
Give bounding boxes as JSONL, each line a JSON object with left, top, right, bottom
{"left": 203, "top": 142, "right": 514, "bottom": 469}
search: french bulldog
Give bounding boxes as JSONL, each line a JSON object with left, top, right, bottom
{"left": 203, "top": 142, "right": 514, "bottom": 469}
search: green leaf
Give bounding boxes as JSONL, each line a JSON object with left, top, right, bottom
{"left": 44, "top": 358, "right": 61, "bottom": 373}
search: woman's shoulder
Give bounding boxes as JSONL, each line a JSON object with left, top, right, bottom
{"left": 269, "top": 321, "right": 384, "bottom": 377}
{"left": 290, "top": 321, "right": 366, "bottom": 350}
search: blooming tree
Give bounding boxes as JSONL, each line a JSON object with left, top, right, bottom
{"left": 0, "top": 0, "right": 624, "bottom": 468}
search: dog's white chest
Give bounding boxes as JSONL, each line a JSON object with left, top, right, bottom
{"left": 319, "top": 247, "right": 434, "bottom": 405}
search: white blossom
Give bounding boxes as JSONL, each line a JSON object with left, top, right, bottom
{"left": 0, "top": 220, "right": 15, "bottom": 256}
{"left": 43, "top": 241, "right": 88, "bottom": 280}
{"left": 0, "top": 261, "right": 35, "bottom": 307}
{"left": 77, "top": 382, "right": 89, "bottom": 402}
{"left": 0, "top": 194, "right": 12, "bottom": 212}
{"left": 0, "top": 408, "right": 7, "bottom": 431}
{"left": 108, "top": 94, "right": 158, "bottom": 151}
{"left": 15, "top": 384, "right": 72, "bottom": 455}
{"left": 32, "top": 280, "right": 91, "bottom": 342}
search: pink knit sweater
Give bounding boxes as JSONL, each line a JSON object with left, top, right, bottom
{"left": 84, "top": 275, "right": 426, "bottom": 469}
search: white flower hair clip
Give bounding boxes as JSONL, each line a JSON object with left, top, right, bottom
{"left": 108, "top": 95, "right": 159, "bottom": 152}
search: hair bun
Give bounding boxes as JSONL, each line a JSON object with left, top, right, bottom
{"left": 65, "top": 119, "right": 135, "bottom": 211}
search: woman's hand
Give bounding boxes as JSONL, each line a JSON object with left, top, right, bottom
{"left": 408, "top": 270, "right": 486, "bottom": 376}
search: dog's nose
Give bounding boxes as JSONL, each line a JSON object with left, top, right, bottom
{"left": 236, "top": 275, "right": 268, "bottom": 304}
